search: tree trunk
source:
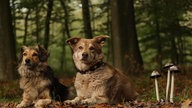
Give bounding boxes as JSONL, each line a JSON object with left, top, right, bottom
{"left": 59, "top": 0, "right": 71, "bottom": 38}
{"left": 11, "top": 0, "right": 16, "bottom": 43}
{"left": 110, "top": 0, "right": 122, "bottom": 68}
{"left": 44, "top": 0, "right": 53, "bottom": 50}
{"left": 23, "top": 9, "right": 30, "bottom": 45}
{"left": 81, "top": 0, "right": 92, "bottom": 38}
{"left": 0, "top": 0, "right": 17, "bottom": 80}
{"left": 111, "top": 0, "right": 143, "bottom": 74}
{"left": 152, "top": 0, "right": 162, "bottom": 68}
{"left": 106, "top": 0, "right": 112, "bottom": 62}
{"left": 36, "top": 2, "right": 40, "bottom": 43}
{"left": 126, "top": 0, "right": 143, "bottom": 68}
{"left": 59, "top": 0, "right": 72, "bottom": 72}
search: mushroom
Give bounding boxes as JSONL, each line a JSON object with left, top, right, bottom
{"left": 163, "top": 63, "right": 174, "bottom": 102}
{"left": 150, "top": 70, "right": 161, "bottom": 101}
{"left": 169, "top": 65, "right": 180, "bottom": 103}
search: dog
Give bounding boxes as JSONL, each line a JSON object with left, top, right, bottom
{"left": 65, "top": 36, "right": 138, "bottom": 105}
{"left": 17, "top": 45, "right": 68, "bottom": 108}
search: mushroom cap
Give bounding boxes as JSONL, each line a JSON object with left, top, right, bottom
{"left": 150, "top": 70, "right": 161, "bottom": 78}
{"left": 163, "top": 63, "right": 174, "bottom": 69}
{"left": 170, "top": 65, "right": 180, "bottom": 73}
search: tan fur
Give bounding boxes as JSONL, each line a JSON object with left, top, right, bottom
{"left": 17, "top": 45, "right": 66, "bottom": 108}
{"left": 17, "top": 45, "right": 52, "bottom": 108}
{"left": 65, "top": 36, "right": 138, "bottom": 105}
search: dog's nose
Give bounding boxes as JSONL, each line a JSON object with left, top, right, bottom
{"left": 82, "top": 52, "right": 88, "bottom": 58}
{"left": 25, "top": 59, "right": 31, "bottom": 63}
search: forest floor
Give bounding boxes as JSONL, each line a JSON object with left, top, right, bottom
{"left": 0, "top": 100, "right": 189, "bottom": 108}
{"left": 0, "top": 70, "right": 192, "bottom": 108}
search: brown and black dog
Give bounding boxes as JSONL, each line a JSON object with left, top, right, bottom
{"left": 17, "top": 45, "right": 68, "bottom": 108}
{"left": 65, "top": 36, "right": 138, "bottom": 105}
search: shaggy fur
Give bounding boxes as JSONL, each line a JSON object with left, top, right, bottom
{"left": 65, "top": 36, "right": 138, "bottom": 105}
{"left": 17, "top": 45, "right": 68, "bottom": 108}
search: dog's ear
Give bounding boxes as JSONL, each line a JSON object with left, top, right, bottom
{"left": 36, "top": 44, "right": 50, "bottom": 62}
{"left": 93, "top": 35, "right": 110, "bottom": 47}
{"left": 18, "top": 46, "right": 27, "bottom": 63}
{"left": 66, "top": 37, "right": 81, "bottom": 48}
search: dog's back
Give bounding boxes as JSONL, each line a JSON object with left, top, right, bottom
{"left": 105, "top": 63, "right": 138, "bottom": 103}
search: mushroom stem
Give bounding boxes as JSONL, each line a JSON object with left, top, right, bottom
{"left": 155, "top": 78, "right": 160, "bottom": 101}
{"left": 166, "top": 69, "right": 171, "bottom": 102}
{"left": 170, "top": 72, "right": 174, "bottom": 103}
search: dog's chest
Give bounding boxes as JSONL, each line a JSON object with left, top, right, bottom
{"left": 20, "top": 71, "right": 51, "bottom": 89}
{"left": 74, "top": 70, "right": 111, "bottom": 97}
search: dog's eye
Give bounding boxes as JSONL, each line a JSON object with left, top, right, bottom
{"left": 23, "top": 53, "right": 27, "bottom": 56}
{"left": 89, "top": 46, "right": 95, "bottom": 50}
{"left": 32, "top": 53, "right": 38, "bottom": 56}
{"left": 78, "top": 46, "right": 83, "bottom": 50}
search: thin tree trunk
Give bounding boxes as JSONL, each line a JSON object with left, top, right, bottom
{"left": 171, "top": 37, "right": 178, "bottom": 64}
{"left": 89, "top": 1, "right": 95, "bottom": 35}
{"left": 44, "top": 0, "right": 53, "bottom": 50}
{"left": 23, "top": 9, "right": 30, "bottom": 45}
{"left": 59, "top": 0, "right": 71, "bottom": 38}
{"left": 111, "top": 0, "right": 123, "bottom": 69}
{"left": 36, "top": 2, "right": 40, "bottom": 43}
{"left": 152, "top": 0, "right": 162, "bottom": 68}
{"left": 0, "top": 0, "right": 17, "bottom": 80}
{"left": 11, "top": 0, "right": 16, "bottom": 43}
{"left": 106, "top": 0, "right": 111, "bottom": 62}
{"left": 59, "top": 0, "right": 72, "bottom": 71}
{"left": 81, "top": 0, "right": 92, "bottom": 38}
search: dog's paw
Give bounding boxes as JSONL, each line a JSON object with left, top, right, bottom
{"left": 64, "top": 97, "right": 81, "bottom": 105}
{"left": 64, "top": 99, "right": 78, "bottom": 105}
{"left": 34, "top": 99, "right": 52, "bottom": 108}
{"left": 16, "top": 102, "right": 29, "bottom": 108}
{"left": 81, "top": 98, "right": 96, "bottom": 105}
{"left": 16, "top": 104, "right": 24, "bottom": 108}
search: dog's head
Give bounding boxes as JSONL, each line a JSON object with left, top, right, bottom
{"left": 66, "top": 36, "right": 109, "bottom": 71}
{"left": 19, "top": 45, "right": 49, "bottom": 69}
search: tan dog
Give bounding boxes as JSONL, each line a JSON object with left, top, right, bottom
{"left": 65, "top": 36, "right": 138, "bottom": 105}
{"left": 17, "top": 45, "right": 68, "bottom": 108}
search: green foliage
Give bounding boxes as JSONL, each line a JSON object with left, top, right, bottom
{"left": 135, "top": 0, "right": 192, "bottom": 69}
{"left": 12, "top": 0, "right": 112, "bottom": 75}
{"left": 11, "top": 0, "right": 192, "bottom": 73}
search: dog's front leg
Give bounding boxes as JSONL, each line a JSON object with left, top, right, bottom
{"left": 34, "top": 89, "right": 52, "bottom": 108}
{"left": 64, "top": 96, "right": 82, "bottom": 105}
{"left": 16, "top": 100, "right": 32, "bottom": 108}
{"left": 17, "top": 90, "right": 38, "bottom": 108}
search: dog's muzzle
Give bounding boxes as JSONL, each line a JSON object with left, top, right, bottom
{"left": 24, "top": 59, "right": 33, "bottom": 66}
{"left": 82, "top": 52, "right": 88, "bottom": 60}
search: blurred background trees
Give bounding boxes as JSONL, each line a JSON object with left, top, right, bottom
{"left": 0, "top": 0, "right": 17, "bottom": 80}
{"left": 0, "top": 0, "right": 192, "bottom": 80}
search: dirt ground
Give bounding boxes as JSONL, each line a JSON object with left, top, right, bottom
{"left": 1, "top": 100, "right": 192, "bottom": 108}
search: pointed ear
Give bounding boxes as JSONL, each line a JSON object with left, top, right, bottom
{"left": 18, "top": 46, "right": 27, "bottom": 63}
{"left": 36, "top": 44, "right": 49, "bottom": 62}
{"left": 93, "top": 35, "right": 110, "bottom": 47}
{"left": 66, "top": 37, "right": 81, "bottom": 48}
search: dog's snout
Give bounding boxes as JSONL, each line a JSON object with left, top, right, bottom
{"left": 25, "top": 59, "right": 31, "bottom": 64}
{"left": 82, "top": 52, "right": 88, "bottom": 58}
